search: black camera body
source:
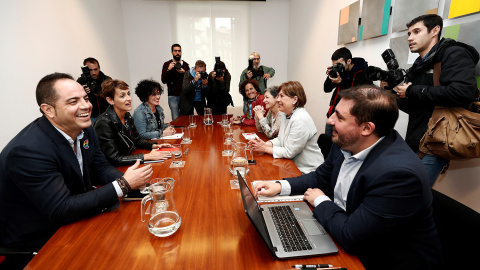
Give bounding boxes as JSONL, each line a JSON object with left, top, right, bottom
{"left": 81, "top": 66, "right": 101, "bottom": 94}
{"left": 174, "top": 62, "right": 182, "bottom": 70}
{"left": 200, "top": 71, "right": 209, "bottom": 80}
{"left": 214, "top": 56, "right": 224, "bottom": 78}
{"left": 328, "top": 62, "right": 345, "bottom": 78}
{"left": 248, "top": 58, "right": 264, "bottom": 78}
{"left": 365, "top": 49, "right": 405, "bottom": 90}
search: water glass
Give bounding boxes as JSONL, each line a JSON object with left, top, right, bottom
{"left": 172, "top": 144, "right": 183, "bottom": 166}
{"left": 189, "top": 114, "right": 196, "bottom": 127}
{"left": 204, "top": 108, "right": 213, "bottom": 125}
{"left": 222, "top": 114, "right": 229, "bottom": 126}
{"left": 182, "top": 127, "right": 191, "bottom": 143}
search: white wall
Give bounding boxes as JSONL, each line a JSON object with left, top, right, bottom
{"left": 288, "top": 0, "right": 480, "bottom": 212}
{"left": 0, "top": 0, "right": 130, "bottom": 149}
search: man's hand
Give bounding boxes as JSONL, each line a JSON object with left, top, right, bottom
{"left": 396, "top": 82, "right": 411, "bottom": 99}
{"left": 246, "top": 70, "right": 253, "bottom": 79}
{"left": 82, "top": 85, "right": 91, "bottom": 94}
{"left": 177, "top": 68, "right": 186, "bottom": 74}
{"left": 123, "top": 160, "right": 153, "bottom": 189}
{"left": 168, "top": 62, "right": 175, "bottom": 71}
{"left": 328, "top": 73, "right": 342, "bottom": 84}
{"left": 303, "top": 188, "right": 325, "bottom": 206}
{"left": 194, "top": 72, "right": 201, "bottom": 82}
{"left": 253, "top": 181, "right": 282, "bottom": 197}
{"left": 263, "top": 73, "right": 271, "bottom": 80}
{"left": 202, "top": 78, "right": 208, "bottom": 86}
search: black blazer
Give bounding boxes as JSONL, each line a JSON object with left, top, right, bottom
{"left": 0, "top": 116, "right": 123, "bottom": 248}
{"left": 287, "top": 131, "right": 443, "bottom": 270}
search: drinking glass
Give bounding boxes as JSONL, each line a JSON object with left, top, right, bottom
{"left": 221, "top": 114, "right": 229, "bottom": 126}
{"left": 189, "top": 114, "right": 197, "bottom": 127}
{"left": 172, "top": 144, "right": 183, "bottom": 166}
{"left": 224, "top": 124, "right": 233, "bottom": 137}
{"left": 182, "top": 127, "right": 191, "bottom": 143}
{"left": 204, "top": 108, "right": 213, "bottom": 125}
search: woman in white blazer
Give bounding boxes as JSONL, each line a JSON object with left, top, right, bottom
{"left": 248, "top": 81, "right": 324, "bottom": 173}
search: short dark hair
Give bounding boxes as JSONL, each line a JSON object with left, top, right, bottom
{"left": 135, "top": 79, "right": 163, "bottom": 102}
{"left": 195, "top": 60, "right": 206, "bottom": 69}
{"left": 102, "top": 79, "right": 129, "bottom": 100}
{"left": 331, "top": 47, "right": 352, "bottom": 61}
{"left": 239, "top": 79, "right": 260, "bottom": 99}
{"left": 406, "top": 14, "right": 443, "bottom": 41}
{"left": 264, "top": 86, "right": 280, "bottom": 98}
{"left": 36, "top": 73, "right": 74, "bottom": 115}
{"left": 171, "top": 44, "right": 181, "bottom": 52}
{"left": 339, "top": 85, "right": 398, "bottom": 137}
{"left": 278, "top": 81, "right": 307, "bottom": 108}
{"left": 83, "top": 57, "right": 100, "bottom": 68}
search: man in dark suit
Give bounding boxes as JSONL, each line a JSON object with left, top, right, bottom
{"left": 0, "top": 73, "right": 153, "bottom": 268}
{"left": 254, "top": 85, "right": 442, "bottom": 270}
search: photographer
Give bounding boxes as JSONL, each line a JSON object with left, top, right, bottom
{"left": 161, "top": 44, "right": 189, "bottom": 120}
{"left": 324, "top": 47, "right": 371, "bottom": 136}
{"left": 180, "top": 60, "right": 209, "bottom": 116}
{"left": 77, "top": 57, "right": 111, "bottom": 123}
{"left": 395, "top": 14, "right": 478, "bottom": 186}
{"left": 207, "top": 59, "right": 233, "bottom": 115}
{"left": 239, "top": 52, "right": 275, "bottom": 113}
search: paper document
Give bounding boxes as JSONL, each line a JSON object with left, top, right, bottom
{"left": 252, "top": 181, "right": 304, "bottom": 203}
{"left": 161, "top": 132, "right": 184, "bottom": 140}
{"left": 242, "top": 133, "right": 260, "bottom": 140}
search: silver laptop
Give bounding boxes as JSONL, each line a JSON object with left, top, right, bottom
{"left": 237, "top": 172, "right": 338, "bottom": 259}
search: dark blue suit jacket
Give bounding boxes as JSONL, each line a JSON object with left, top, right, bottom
{"left": 0, "top": 116, "right": 123, "bottom": 248}
{"left": 286, "top": 130, "right": 442, "bottom": 270}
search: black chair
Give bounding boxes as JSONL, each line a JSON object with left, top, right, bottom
{"left": 317, "top": 133, "right": 333, "bottom": 158}
{"left": 431, "top": 189, "right": 480, "bottom": 268}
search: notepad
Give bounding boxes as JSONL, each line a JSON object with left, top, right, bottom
{"left": 242, "top": 132, "right": 260, "bottom": 140}
{"left": 251, "top": 181, "right": 305, "bottom": 203}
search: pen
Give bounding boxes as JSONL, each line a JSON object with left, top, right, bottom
{"left": 292, "top": 265, "right": 333, "bottom": 269}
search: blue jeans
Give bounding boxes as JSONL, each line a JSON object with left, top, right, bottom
{"left": 419, "top": 153, "right": 449, "bottom": 187}
{"left": 168, "top": 96, "right": 180, "bottom": 120}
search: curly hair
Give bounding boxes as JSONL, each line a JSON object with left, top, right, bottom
{"left": 134, "top": 79, "right": 164, "bottom": 102}
{"left": 239, "top": 79, "right": 260, "bottom": 99}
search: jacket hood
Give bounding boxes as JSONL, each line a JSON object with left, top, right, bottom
{"left": 427, "top": 38, "right": 480, "bottom": 65}
{"left": 351, "top": 57, "right": 369, "bottom": 73}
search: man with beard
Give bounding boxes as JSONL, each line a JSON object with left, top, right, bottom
{"left": 77, "top": 57, "right": 112, "bottom": 123}
{"left": 239, "top": 52, "right": 275, "bottom": 113}
{"left": 395, "top": 14, "right": 478, "bottom": 186}
{"left": 162, "top": 44, "right": 189, "bottom": 120}
{"left": 0, "top": 73, "right": 152, "bottom": 268}
{"left": 324, "top": 47, "right": 371, "bottom": 137}
{"left": 253, "top": 85, "right": 442, "bottom": 270}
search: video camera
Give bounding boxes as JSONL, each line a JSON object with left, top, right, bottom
{"left": 365, "top": 49, "right": 405, "bottom": 90}
{"left": 248, "top": 58, "right": 264, "bottom": 78}
{"left": 327, "top": 62, "right": 345, "bottom": 78}
{"left": 214, "top": 56, "right": 224, "bottom": 78}
{"left": 80, "top": 66, "right": 101, "bottom": 94}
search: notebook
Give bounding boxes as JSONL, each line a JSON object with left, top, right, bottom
{"left": 238, "top": 172, "right": 338, "bottom": 259}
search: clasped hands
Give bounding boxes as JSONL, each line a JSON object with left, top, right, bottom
{"left": 253, "top": 181, "right": 325, "bottom": 206}
{"left": 253, "top": 105, "right": 265, "bottom": 119}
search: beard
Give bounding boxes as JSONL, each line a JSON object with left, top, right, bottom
{"left": 332, "top": 128, "right": 359, "bottom": 150}
{"left": 173, "top": 54, "right": 181, "bottom": 61}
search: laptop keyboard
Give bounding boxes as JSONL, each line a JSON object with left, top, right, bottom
{"left": 269, "top": 205, "right": 313, "bottom": 252}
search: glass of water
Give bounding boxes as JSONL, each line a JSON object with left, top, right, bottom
{"left": 182, "top": 127, "right": 191, "bottom": 143}
{"left": 189, "top": 114, "right": 196, "bottom": 127}
{"left": 172, "top": 144, "right": 183, "bottom": 166}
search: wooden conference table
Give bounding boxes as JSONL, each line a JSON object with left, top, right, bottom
{"left": 27, "top": 115, "right": 364, "bottom": 270}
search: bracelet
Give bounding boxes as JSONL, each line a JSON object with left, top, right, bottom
{"left": 116, "top": 177, "right": 131, "bottom": 195}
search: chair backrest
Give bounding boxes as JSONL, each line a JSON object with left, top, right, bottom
{"left": 317, "top": 133, "right": 333, "bottom": 158}
{"left": 431, "top": 189, "right": 480, "bottom": 267}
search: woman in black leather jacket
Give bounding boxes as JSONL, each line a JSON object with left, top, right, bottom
{"left": 94, "top": 79, "right": 172, "bottom": 167}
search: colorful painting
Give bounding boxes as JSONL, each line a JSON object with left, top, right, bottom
{"left": 359, "top": 0, "right": 391, "bottom": 40}
{"left": 391, "top": 0, "right": 439, "bottom": 33}
{"left": 444, "top": 0, "right": 480, "bottom": 19}
{"left": 337, "top": 1, "right": 360, "bottom": 45}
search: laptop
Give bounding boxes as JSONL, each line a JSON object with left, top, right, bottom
{"left": 237, "top": 172, "right": 338, "bottom": 259}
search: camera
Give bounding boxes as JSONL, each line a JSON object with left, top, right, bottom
{"left": 248, "top": 58, "right": 264, "bottom": 78}
{"left": 80, "top": 66, "right": 101, "bottom": 94}
{"left": 365, "top": 49, "right": 405, "bottom": 90}
{"left": 200, "top": 71, "right": 208, "bottom": 80}
{"left": 174, "top": 62, "right": 182, "bottom": 70}
{"left": 328, "top": 62, "right": 345, "bottom": 78}
{"left": 214, "top": 56, "right": 224, "bottom": 78}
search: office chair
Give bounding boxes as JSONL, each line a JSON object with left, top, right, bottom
{"left": 431, "top": 189, "right": 480, "bottom": 268}
{"left": 317, "top": 133, "right": 333, "bottom": 158}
